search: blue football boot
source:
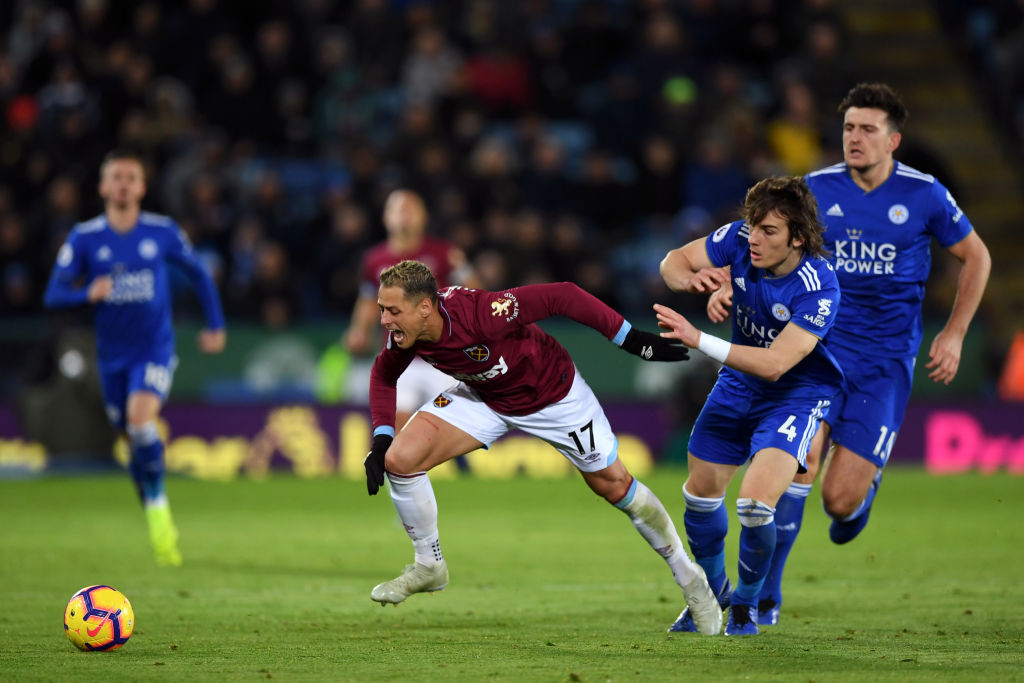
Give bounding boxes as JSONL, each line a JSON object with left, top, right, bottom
{"left": 757, "top": 598, "right": 781, "bottom": 626}
{"left": 724, "top": 603, "right": 759, "bottom": 636}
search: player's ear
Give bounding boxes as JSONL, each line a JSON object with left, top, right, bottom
{"left": 788, "top": 227, "right": 804, "bottom": 249}
{"left": 887, "top": 130, "right": 902, "bottom": 153}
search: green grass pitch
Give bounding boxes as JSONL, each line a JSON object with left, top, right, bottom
{"left": 1, "top": 467, "right": 1022, "bottom": 681}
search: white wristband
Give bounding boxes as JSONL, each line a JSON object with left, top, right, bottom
{"left": 697, "top": 332, "right": 731, "bottom": 364}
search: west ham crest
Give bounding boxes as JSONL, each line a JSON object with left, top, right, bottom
{"left": 463, "top": 344, "right": 490, "bottom": 361}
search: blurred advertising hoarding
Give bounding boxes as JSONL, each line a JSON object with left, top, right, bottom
{"left": 1, "top": 401, "right": 1021, "bottom": 478}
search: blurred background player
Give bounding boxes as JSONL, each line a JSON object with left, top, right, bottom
{"left": 707, "top": 84, "right": 991, "bottom": 625}
{"left": 658, "top": 176, "right": 844, "bottom": 636}
{"left": 362, "top": 260, "right": 722, "bottom": 635}
{"left": 43, "top": 149, "right": 226, "bottom": 566}
{"left": 344, "top": 189, "right": 479, "bottom": 428}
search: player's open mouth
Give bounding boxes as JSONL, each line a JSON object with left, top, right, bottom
{"left": 391, "top": 330, "right": 406, "bottom": 343}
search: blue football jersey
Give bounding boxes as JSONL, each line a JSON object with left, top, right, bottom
{"left": 705, "top": 220, "right": 845, "bottom": 399}
{"left": 44, "top": 212, "right": 224, "bottom": 370}
{"left": 806, "top": 161, "right": 973, "bottom": 357}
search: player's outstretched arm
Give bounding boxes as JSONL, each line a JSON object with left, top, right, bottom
{"left": 655, "top": 304, "right": 818, "bottom": 381}
{"left": 926, "top": 231, "right": 991, "bottom": 384}
{"left": 618, "top": 324, "right": 689, "bottom": 361}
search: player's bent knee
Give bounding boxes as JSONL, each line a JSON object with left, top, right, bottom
{"left": 383, "top": 448, "right": 431, "bottom": 476}
{"left": 737, "top": 498, "right": 775, "bottom": 527}
{"left": 126, "top": 421, "right": 160, "bottom": 447}
{"left": 821, "top": 488, "right": 862, "bottom": 519}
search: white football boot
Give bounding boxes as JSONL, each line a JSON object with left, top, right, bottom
{"left": 679, "top": 566, "right": 724, "bottom": 635}
{"left": 371, "top": 561, "right": 449, "bottom": 605}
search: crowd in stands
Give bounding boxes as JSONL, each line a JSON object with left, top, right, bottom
{"left": 0, "top": 0, "right": 932, "bottom": 328}
{"left": 936, "top": 0, "right": 1024, "bottom": 154}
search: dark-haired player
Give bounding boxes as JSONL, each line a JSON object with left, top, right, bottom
{"left": 707, "top": 84, "right": 991, "bottom": 625}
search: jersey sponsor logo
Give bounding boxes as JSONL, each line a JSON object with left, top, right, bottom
{"left": 736, "top": 304, "right": 779, "bottom": 348}
{"left": 834, "top": 239, "right": 897, "bottom": 275}
{"left": 826, "top": 203, "right": 844, "bottom": 217}
{"left": 463, "top": 344, "right": 490, "bottom": 361}
{"left": 771, "top": 303, "right": 791, "bottom": 321}
{"left": 888, "top": 204, "right": 909, "bottom": 225}
{"left": 432, "top": 394, "right": 452, "bottom": 408}
{"left": 734, "top": 276, "right": 746, "bottom": 292}
{"left": 109, "top": 269, "right": 155, "bottom": 303}
{"left": 97, "top": 246, "right": 112, "bottom": 261}
{"left": 138, "top": 238, "right": 158, "bottom": 259}
{"left": 491, "top": 293, "right": 519, "bottom": 321}
{"left": 711, "top": 224, "right": 731, "bottom": 242}
{"left": 817, "top": 298, "right": 833, "bottom": 316}
{"left": 449, "top": 355, "right": 508, "bottom": 382}
{"left": 57, "top": 244, "right": 73, "bottom": 267}
{"left": 802, "top": 313, "right": 828, "bottom": 327}
{"left": 845, "top": 228, "right": 863, "bottom": 240}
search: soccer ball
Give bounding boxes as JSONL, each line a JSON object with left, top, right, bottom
{"left": 63, "top": 585, "right": 134, "bottom": 651}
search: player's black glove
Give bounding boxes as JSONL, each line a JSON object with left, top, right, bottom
{"left": 364, "top": 434, "right": 393, "bottom": 496}
{"left": 620, "top": 328, "right": 690, "bottom": 362}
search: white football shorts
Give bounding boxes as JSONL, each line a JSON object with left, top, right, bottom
{"left": 417, "top": 368, "right": 619, "bottom": 472}
{"left": 397, "top": 356, "right": 457, "bottom": 414}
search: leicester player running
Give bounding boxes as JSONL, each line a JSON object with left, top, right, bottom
{"left": 362, "top": 259, "right": 723, "bottom": 635}
{"left": 706, "top": 84, "right": 991, "bottom": 625}
{"left": 658, "top": 176, "right": 844, "bottom": 635}
{"left": 44, "top": 149, "right": 226, "bottom": 566}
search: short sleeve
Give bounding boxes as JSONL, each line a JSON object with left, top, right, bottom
{"left": 928, "top": 180, "right": 974, "bottom": 249}
{"left": 787, "top": 261, "right": 841, "bottom": 339}
{"left": 704, "top": 221, "right": 746, "bottom": 269}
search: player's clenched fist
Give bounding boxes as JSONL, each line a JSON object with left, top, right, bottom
{"left": 364, "top": 434, "right": 393, "bottom": 495}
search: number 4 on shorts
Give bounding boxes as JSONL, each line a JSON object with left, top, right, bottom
{"left": 777, "top": 415, "right": 798, "bottom": 443}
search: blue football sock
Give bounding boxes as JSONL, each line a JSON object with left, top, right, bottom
{"left": 682, "top": 485, "right": 728, "bottom": 593}
{"left": 734, "top": 498, "right": 776, "bottom": 605}
{"left": 759, "top": 482, "right": 811, "bottom": 605}
{"left": 127, "top": 422, "right": 166, "bottom": 505}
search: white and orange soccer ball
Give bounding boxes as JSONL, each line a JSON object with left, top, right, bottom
{"left": 63, "top": 585, "right": 134, "bottom": 651}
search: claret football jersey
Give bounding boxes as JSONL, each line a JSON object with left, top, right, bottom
{"left": 370, "top": 283, "right": 625, "bottom": 426}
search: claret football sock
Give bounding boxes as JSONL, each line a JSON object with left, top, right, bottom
{"left": 614, "top": 478, "right": 699, "bottom": 586}
{"left": 758, "top": 482, "right": 811, "bottom": 620}
{"left": 387, "top": 472, "right": 444, "bottom": 567}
